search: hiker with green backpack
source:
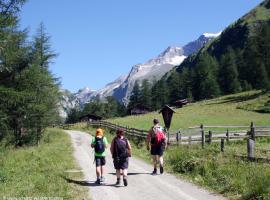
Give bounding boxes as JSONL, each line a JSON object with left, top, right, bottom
{"left": 146, "top": 118, "right": 167, "bottom": 175}
{"left": 91, "top": 128, "right": 109, "bottom": 184}
{"left": 110, "top": 128, "right": 132, "bottom": 186}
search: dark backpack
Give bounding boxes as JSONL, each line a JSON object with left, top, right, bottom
{"left": 95, "top": 137, "right": 105, "bottom": 153}
{"left": 113, "top": 137, "right": 129, "bottom": 159}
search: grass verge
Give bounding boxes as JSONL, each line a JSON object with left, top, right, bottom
{"left": 0, "top": 128, "right": 89, "bottom": 200}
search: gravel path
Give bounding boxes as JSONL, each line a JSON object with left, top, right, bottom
{"left": 66, "top": 130, "right": 226, "bottom": 200}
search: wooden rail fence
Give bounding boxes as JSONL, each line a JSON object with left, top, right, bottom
{"left": 65, "top": 121, "right": 270, "bottom": 146}
{"left": 61, "top": 121, "right": 270, "bottom": 162}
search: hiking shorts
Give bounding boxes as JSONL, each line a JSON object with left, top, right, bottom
{"left": 95, "top": 156, "right": 106, "bottom": 167}
{"left": 151, "top": 145, "right": 164, "bottom": 156}
{"left": 113, "top": 157, "right": 129, "bottom": 170}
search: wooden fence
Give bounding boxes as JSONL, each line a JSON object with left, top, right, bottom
{"left": 62, "top": 120, "right": 270, "bottom": 162}
{"left": 84, "top": 121, "right": 270, "bottom": 146}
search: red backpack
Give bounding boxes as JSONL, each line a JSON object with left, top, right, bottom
{"left": 150, "top": 126, "right": 165, "bottom": 145}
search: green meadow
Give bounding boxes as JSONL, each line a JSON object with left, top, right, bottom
{"left": 107, "top": 91, "right": 270, "bottom": 132}
{"left": 0, "top": 129, "right": 89, "bottom": 200}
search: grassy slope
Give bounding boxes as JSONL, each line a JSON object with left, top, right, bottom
{"left": 108, "top": 91, "right": 270, "bottom": 132}
{"left": 101, "top": 91, "right": 270, "bottom": 199}
{"left": 0, "top": 128, "right": 89, "bottom": 199}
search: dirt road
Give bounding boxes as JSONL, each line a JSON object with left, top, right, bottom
{"left": 66, "top": 130, "right": 226, "bottom": 200}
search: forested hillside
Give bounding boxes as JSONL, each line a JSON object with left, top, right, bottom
{"left": 0, "top": 0, "right": 60, "bottom": 146}
{"left": 129, "top": 0, "right": 270, "bottom": 111}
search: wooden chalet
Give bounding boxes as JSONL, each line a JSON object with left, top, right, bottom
{"left": 79, "top": 114, "right": 102, "bottom": 122}
{"left": 130, "top": 104, "right": 151, "bottom": 115}
{"left": 172, "top": 99, "right": 189, "bottom": 108}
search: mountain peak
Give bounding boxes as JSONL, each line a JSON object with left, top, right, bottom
{"left": 78, "top": 86, "right": 92, "bottom": 93}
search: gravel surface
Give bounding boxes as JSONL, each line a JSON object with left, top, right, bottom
{"left": 66, "top": 130, "right": 226, "bottom": 200}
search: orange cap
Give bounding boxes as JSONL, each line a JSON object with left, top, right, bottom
{"left": 96, "top": 128, "right": 104, "bottom": 136}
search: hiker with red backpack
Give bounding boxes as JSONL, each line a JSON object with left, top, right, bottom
{"left": 91, "top": 128, "right": 109, "bottom": 184}
{"left": 146, "top": 118, "right": 166, "bottom": 175}
{"left": 110, "top": 128, "right": 132, "bottom": 186}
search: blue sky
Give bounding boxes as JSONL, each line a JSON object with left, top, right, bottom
{"left": 20, "top": 0, "right": 262, "bottom": 92}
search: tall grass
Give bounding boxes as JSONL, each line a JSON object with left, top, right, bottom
{"left": 0, "top": 128, "right": 89, "bottom": 199}
{"left": 165, "top": 141, "right": 270, "bottom": 200}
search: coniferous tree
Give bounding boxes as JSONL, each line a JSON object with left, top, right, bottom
{"left": 127, "top": 81, "right": 141, "bottom": 110}
{"left": 151, "top": 78, "right": 168, "bottom": 110}
{"left": 140, "top": 79, "right": 152, "bottom": 109}
{"left": 219, "top": 47, "right": 241, "bottom": 94}
{"left": 244, "top": 39, "right": 270, "bottom": 90}
{"left": 167, "top": 71, "right": 181, "bottom": 104}
{"left": 193, "top": 53, "right": 220, "bottom": 100}
{"left": 104, "top": 96, "right": 119, "bottom": 118}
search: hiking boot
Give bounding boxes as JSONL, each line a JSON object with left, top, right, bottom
{"left": 152, "top": 168, "right": 157, "bottom": 175}
{"left": 160, "top": 166, "right": 164, "bottom": 174}
{"left": 95, "top": 179, "right": 101, "bottom": 185}
{"left": 100, "top": 176, "right": 105, "bottom": 183}
{"left": 116, "top": 178, "right": 121, "bottom": 186}
{"left": 123, "top": 177, "right": 128, "bottom": 186}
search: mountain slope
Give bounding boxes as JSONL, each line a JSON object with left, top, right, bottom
{"left": 59, "top": 32, "right": 220, "bottom": 117}
{"left": 157, "top": 0, "right": 270, "bottom": 102}
{"left": 113, "top": 33, "right": 220, "bottom": 105}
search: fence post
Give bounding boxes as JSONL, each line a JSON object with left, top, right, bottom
{"left": 167, "top": 129, "right": 170, "bottom": 145}
{"left": 226, "top": 129, "right": 229, "bottom": 143}
{"left": 247, "top": 138, "right": 255, "bottom": 160}
{"left": 221, "top": 138, "right": 225, "bottom": 152}
{"left": 201, "top": 124, "right": 205, "bottom": 148}
{"left": 250, "top": 122, "right": 256, "bottom": 141}
{"left": 176, "top": 131, "right": 179, "bottom": 146}
{"left": 208, "top": 131, "right": 212, "bottom": 144}
{"left": 188, "top": 136, "right": 192, "bottom": 145}
{"left": 179, "top": 131, "right": 182, "bottom": 145}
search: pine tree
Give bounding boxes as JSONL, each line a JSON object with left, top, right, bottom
{"left": 140, "top": 79, "right": 152, "bottom": 109}
{"left": 244, "top": 39, "right": 270, "bottom": 90}
{"left": 127, "top": 81, "right": 141, "bottom": 111}
{"left": 219, "top": 47, "right": 241, "bottom": 94}
{"left": 193, "top": 53, "right": 220, "bottom": 100}
{"left": 151, "top": 78, "right": 168, "bottom": 110}
{"left": 167, "top": 71, "right": 181, "bottom": 104}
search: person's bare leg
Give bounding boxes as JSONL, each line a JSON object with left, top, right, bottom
{"left": 159, "top": 156, "right": 164, "bottom": 174}
{"left": 116, "top": 169, "right": 121, "bottom": 179}
{"left": 159, "top": 156, "right": 164, "bottom": 167}
{"left": 96, "top": 166, "right": 101, "bottom": 179}
{"left": 152, "top": 155, "right": 158, "bottom": 174}
{"left": 116, "top": 169, "right": 121, "bottom": 185}
{"left": 100, "top": 165, "right": 105, "bottom": 182}
{"left": 123, "top": 169, "right": 128, "bottom": 176}
{"left": 123, "top": 169, "right": 128, "bottom": 186}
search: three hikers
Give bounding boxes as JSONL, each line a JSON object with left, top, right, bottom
{"left": 110, "top": 128, "right": 132, "bottom": 186}
{"left": 92, "top": 118, "right": 165, "bottom": 186}
{"left": 91, "top": 128, "right": 108, "bottom": 184}
{"left": 146, "top": 118, "right": 166, "bottom": 175}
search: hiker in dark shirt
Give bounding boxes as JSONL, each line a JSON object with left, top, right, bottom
{"left": 146, "top": 118, "right": 166, "bottom": 175}
{"left": 110, "top": 128, "right": 132, "bottom": 186}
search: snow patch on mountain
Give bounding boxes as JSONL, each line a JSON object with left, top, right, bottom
{"left": 203, "top": 32, "right": 222, "bottom": 38}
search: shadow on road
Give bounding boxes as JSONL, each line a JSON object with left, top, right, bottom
{"left": 63, "top": 176, "right": 122, "bottom": 187}
{"left": 108, "top": 172, "right": 151, "bottom": 176}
